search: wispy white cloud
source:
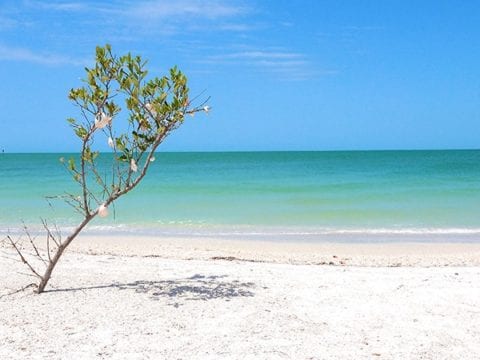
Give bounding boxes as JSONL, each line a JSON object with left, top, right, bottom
{"left": 27, "top": 1, "right": 88, "bottom": 12}
{"left": 213, "top": 51, "right": 304, "bottom": 60}
{"left": 117, "top": 0, "right": 252, "bottom": 37}
{"left": 201, "top": 49, "right": 318, "bottom": 80}
{"left": 7, "top": 1, "right": 327, "bottom": 81}
{"left": 201, "top": 47, "right": 338, "bottom": 80}
{"left": 216, "top": 23, "right": 255, "bottom": 32}
{"left": 341, "top": 25, "right": 384, "bottom": 32}
{"left": 128, "top": 0, "right": 247, "bottom": 20}
{"left": 26, "top": 0, "right": 248, "bottom": 22}
{"left": 0, "top": 43, "right": 85, "bottom": 66}
{"left": 23, "top": 0, "right": 253, "bottom": 39}
{"left": 1, "top": 1, "right": 253, "bottom": 67}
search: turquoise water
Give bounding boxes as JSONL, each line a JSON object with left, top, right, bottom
{"left": 1, "top": 150, "right": 479, "bottom": 242}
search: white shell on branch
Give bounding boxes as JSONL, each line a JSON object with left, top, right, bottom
{"left": 130, "top": 159, "right": 138, "bottom": 172}
{"left": 95, "top": 112, "right": 112, "bottom": 129}
{"left": 98, "top": 203, "right": 109, "bottom": 218}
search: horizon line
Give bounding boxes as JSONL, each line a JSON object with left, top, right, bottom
{"left": 2, "top": 148, "right": 479, "bottom": 154}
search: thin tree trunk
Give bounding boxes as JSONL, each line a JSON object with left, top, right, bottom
{"left": 36, "top": 214, "right": 94, "bottom": 293}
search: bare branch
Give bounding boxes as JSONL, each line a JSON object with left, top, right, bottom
{"left": 0, "top": 283, "right": 37, "bottom": 299}
{"left": 22, "top": 222, "right": 47, "bottom": 266}
{"left": 7, "top": 236, "right": 43, "bottom": 280}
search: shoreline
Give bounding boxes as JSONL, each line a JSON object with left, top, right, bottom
{"left": 3, "top": 232, "right": 480, "bottom": 266}
{"left": 66, "top": 235, "right": 480, "bottom": 267}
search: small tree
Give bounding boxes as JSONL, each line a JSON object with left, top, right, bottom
{"left": 7, "top": 44, "right": 209, "bottom": 294}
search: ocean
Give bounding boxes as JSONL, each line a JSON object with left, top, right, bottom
{"left": 1, "top": 150, "right": 479, "bottom": 242}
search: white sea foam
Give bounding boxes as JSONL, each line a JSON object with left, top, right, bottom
{"left": 3, "top": 224, "right": 480, "bottom": 237}
{"left": 2, "top": 223, "right": 480, "bottom": 244}
{"left": 78, "top": 225, "right": 480, "bottom": 244}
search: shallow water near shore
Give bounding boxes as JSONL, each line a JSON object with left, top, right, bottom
{"left": 1, "top": 150, "right": 479, "bottom": 242}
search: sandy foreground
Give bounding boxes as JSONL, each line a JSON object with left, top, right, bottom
{"left": 1, "top": 236, "right": 480, "bottom": 359}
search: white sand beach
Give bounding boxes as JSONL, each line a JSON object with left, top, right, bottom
{"left": 1, "top": 236, "right": 480, "bottom": 359}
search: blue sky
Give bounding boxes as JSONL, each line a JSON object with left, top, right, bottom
{"left": 0, "top": 0, "right": 479, "bottom": 152}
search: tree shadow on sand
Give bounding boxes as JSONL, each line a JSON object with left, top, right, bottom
{"left": 44, "top": 274, "right": 255, "bottom": 305}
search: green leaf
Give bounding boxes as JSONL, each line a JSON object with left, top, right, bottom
{"left": 117, "top": 154, "right": 128, "bottom": 162}
{"left": 68, "top": 158, "right": 76, "bottom": 171}
{"left": 116, "top": 138, "right": 125, "bottom": 151}
{"left": 74, "top": 126, "right": 88, "bottom": 139}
